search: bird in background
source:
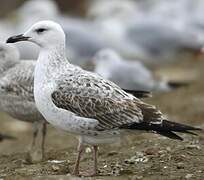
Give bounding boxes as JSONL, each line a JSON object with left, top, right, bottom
{"left": 7, "top": 20, "right": 202, "bottom": 177}
{"left": 0, "top": 42, "right": 47, "bottom": 163}
{"left": 93, "top": 49, "right": 190, "bottom": 92}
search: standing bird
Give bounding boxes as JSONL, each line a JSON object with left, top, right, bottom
{"left": 7, "top": 21, "right": 201, "bottom": 176}
{"left": 0, "top": 43, "right": 46, "bottom": 162}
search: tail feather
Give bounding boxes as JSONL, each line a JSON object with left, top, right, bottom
{"left": 120, "top": 120, "right": 202, "bottom": 140}
{"left": 156, "top": 131, "right": 183, "bottom": 140}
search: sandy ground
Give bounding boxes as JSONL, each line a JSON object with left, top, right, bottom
{"left": 0, "top": 57, "right": 204, "bottom": 180}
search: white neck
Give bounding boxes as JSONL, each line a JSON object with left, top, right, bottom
{"left": 39, "top": 43, "right": 67, "bottom": 65}
{"left": 33, "top": 42, "right": 68, "bottom": 124}
{"left": 35, "top": 43, "right": 68, "bottom": 82}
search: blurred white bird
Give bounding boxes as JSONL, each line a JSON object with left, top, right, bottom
{"left": 124, "top": 21, "right": 203, "bottom": 65}
{"left": 87, "top": 0, "right": 139, "bottom": 20}
{"left": 89, "top": 0, "right": 203, "bottom": 65}
{"left": 93, "top": 49, "right": 189, "bottom": 91}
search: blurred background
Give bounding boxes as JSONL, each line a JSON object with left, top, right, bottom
{"left": 0, "top": 0, "right": 204, "bottom": 179}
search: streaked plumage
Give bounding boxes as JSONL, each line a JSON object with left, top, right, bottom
{"left": 51, "top": 65, "right": 163, "bottom": 131}
{"left": 7, "top": 21, "right": 201, "bottom": 176}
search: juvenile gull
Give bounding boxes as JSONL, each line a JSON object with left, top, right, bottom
{"left": 0, "top": 43, "right": 46, "bottom": 162}
{"left": 7, "top": 21, "right": 201, "bottom": 176}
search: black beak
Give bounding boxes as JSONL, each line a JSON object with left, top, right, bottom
{"left": 6, "top": 34, "right": 30, "bottom": 43}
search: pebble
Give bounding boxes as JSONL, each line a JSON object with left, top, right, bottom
{"left": 85, "top": 147, "right": 92, "bottom": 153}
{"left": 185, "top": 144, "right": 201, "bottom": 150}
{"left": 51, "top": 165, "right": 60, "bottom": 171}
{"left": 107, "top": 151, "right": 118, "bottom": 156}
{"left": 48, "top": 160, "right": 66, "bottom": 164}
{"left": 185, "top": 174, "right": 193, "bottom": 179}
{"left": 124, "top": 153, "right": 148, "bottom": 164}
{"left": 166, "top": 147, "right": 171, "bottom": 152}
{"left": 144, "top": 148, "right": 157, "bottom": 155}
{"left": 177, "top": 162, "right": 185, "bottom": 169}
{"left": 132, "top": 175, "right": 143, "bottom": 180}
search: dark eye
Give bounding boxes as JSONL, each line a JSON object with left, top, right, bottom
{"left": 36, "top": 28, "right": 47, "bottom": 34}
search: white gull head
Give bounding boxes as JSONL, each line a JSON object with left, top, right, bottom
{"left": 93, "top": 49, "right": 122, "bottom": 78}
{"left": 7, "top": 21, "right": 66, "bottom": 49}
{"left": 24, "top": 21, "right": 65, "bottom": 48}
{"left": 94, "top": 48, "right": 122, "bottom": 64}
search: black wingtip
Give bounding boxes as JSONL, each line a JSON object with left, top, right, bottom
{"left": 156, "top": 131, "right": 184, "bottom": 141}
{"left": 123, "top": 89, "right": 152, "bottom": 99}
{"left": 120, "top": 120, "right": 202, "bottom": 140}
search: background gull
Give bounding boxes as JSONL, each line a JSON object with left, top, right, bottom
{"left": 124, "top": 20, "right": 203, "bottom": 65}
{"left": 93, "top": 49, "right": 181, "bottom": 92}
{"left": 87, "top": 0, "right": 139, "bottom": 20}
{"left": 95, "top": 18, "right": 203, "bottom": 65}
{"left": 7, "top": 20, "right": 202, "bottom": 176}
{"left": 1, "top": 0, "right": 204, "bottom": 65}
{"left": 88, "top": 0, "right": 204, "bottom": 64}
{"left": 0, "top": 43, "right": 46, "bottom": 163}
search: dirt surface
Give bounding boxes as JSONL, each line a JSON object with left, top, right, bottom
{"left": 0, "top": 58, "right": 204, "bottom": 180}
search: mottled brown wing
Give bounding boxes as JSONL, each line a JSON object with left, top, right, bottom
{"left": 51, "top": 74, "right": 144, "bottom": 130}
{"left": 136, "top": 101, "right": 163, "bottom": 124}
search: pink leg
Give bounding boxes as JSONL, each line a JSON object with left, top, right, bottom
{"left": 72, "top": 141, "right": 84, "bottom": 176}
